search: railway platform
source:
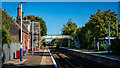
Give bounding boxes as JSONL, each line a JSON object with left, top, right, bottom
{"left": 2, "top": 47, "right": 57, "bottom": 68}
{"left": 59, "top": 47, "right": 120, "bottom": 68}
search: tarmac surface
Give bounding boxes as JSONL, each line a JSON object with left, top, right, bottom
{"left": 2, "top": 48, "right": 55, "bottom": 68}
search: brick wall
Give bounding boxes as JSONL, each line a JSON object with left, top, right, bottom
{"left": 29, "top": 36, "right": 31, "bottom": 50}
{"left": 9, "top": 22, "right": 20, "bottom": 43}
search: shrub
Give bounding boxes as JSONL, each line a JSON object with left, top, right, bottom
{"left": 100, "top": 44, "right": 106, "bottom": 51}
{"left": 111, "top": 39, "right": 120, "bottom": 54}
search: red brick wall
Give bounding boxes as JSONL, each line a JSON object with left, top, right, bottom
{"left": 29, "top": 36, "right": 31, "bottom": 50}
{"left": 25, "top": 35, "right": 27, "bottom": 50}
{"left": 22, "top": 32, "right": 25, "bottom": 50}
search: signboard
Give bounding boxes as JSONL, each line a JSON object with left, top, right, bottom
{"left": 105, "top": 37, "right": 116, "bottom": 39}
{"left": 99, "top": 37, "right": 116, "bottom": 40}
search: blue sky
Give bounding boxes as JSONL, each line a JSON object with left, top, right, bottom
{"left": 2, "top": 0, "right": 120, "bottom": 2}
{"left": 2, "top": 2, "right": 118, "bottom": 41}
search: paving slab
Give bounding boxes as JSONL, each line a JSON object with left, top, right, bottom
{"left": 40, "top": 49, "right": 55, "bottom": 68}
{"left": 2, "top": 47, "right": 56, "bottom": 68}
{"left": 2, "top": 59, "right": 27, "bottom": 68}
{"left": 19, "top": 48, "right": 55, "bottom": 68}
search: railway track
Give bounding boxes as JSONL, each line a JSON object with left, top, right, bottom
{"left": 49, "top": 46, "right": 120, "bottom": 68}
{"left": 49, "top": 47, "right": 86, "bottom": 68}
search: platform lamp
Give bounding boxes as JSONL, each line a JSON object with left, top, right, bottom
{"left": 20, "top": 1, "right": 27, "bottom": 61}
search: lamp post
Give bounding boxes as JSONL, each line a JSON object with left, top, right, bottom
{"left": 94, "top": 37, "right": 95, "bottom": 51}
{"left": 39, "top": 23, "right": 41, "bottom": 51}
{"left": 108, "top": 21, "right": 110, "bottom": 53}
{"left": 20, "top": 2, "right": 26, "bottom": 61}
{"left": 32, "top": 21, "right": 34, "bottom": 55}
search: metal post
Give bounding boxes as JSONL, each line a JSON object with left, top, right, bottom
{"left": 94, "top": 37, "right": 95, "bottom": 50}
{"left": 68, "top": 39, "right": 70, "bottom": 47}
{"left": 20, "top": 3, "right": 23, "bottom": 61}
{"left": 27, "top": 35, "right": 29, "bottom": 52}
{"left": 108, "top": 21, "right": 110, "bottom": 53}
{"left": 38, "top": 23, "right": 41, "bottom": 50}
{"left": 116, "top": 22, "right": 118, "bottom": 37}
{"left": 106, "top": 40, "right": 108, "bottom": 51}
{"left": 36, "top": 29, "right": 38, "bottom": 51}
{"left": 32, "top": 22, "right": 34, "bottom": 55}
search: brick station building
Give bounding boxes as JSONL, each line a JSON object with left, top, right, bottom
{"left": 1, "top": 7, "right": 32, "bottom": 51}
{"left": 1, "top": 4, "right": 41, "bottom": 51}
{"left": 17, "top": 4, "right": 32, "bottom": 51}
{"left": 17, "top": 4, "right": 41, "bottom": 51}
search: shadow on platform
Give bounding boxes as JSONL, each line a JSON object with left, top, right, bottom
{"left": 2, "top": 63, "right": 55, "bottom": 68}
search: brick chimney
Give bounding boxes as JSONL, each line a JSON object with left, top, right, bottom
{"left": 22, "top": 11, "right": 24, "bottom": 18}
{"left": 17, "top": 4, "right": 24, "bottom": 23}
{"left": 17, "top": 4, "right": 21, "bottom": 20}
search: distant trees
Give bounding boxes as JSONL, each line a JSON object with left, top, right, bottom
{"left": 62, "top": 18, "right": 78, "bottom": 37}
{"left": 78, "top": 9, "right": 118, "bottom": 49}
{"left": 51, "top": 18, "right": 77, "bottom": 48}
{"left": 51, "top": 9, "right": 119, "bottom": 50}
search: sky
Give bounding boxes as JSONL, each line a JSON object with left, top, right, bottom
{"left": 2, "top": 0, "right": 120, "bottom": 2}
{"left": 2, "top": 2, "right": 118, "bottom": 41}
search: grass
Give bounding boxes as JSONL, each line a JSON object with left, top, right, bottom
{"left": 65, "top": 47, "right": 74, "bottom": 49}
{"left": 96, "top": 51, "right": 108, "bottom": 53}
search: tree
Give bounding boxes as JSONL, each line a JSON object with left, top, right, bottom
{"left": 23, "top": 15, "right": 47, "bottom": 36}
{"left": 2, "top": 26, "right": 11, "bottom": 43}
{"left": 78, "top": 9, "right": 118, "bottom": 49}
{"left": 62, "top": 18, "right": 77, "bottom": 37}
{"left": 111, "top": 39, "right": 120, "bottom": 54}
{"left": 52, "top": 18, "right": 77, "bottom": 48}
{"left": 23, "top": 15, "right": 47, "bottom": 44}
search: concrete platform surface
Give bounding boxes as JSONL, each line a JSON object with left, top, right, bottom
{"left": 2, "top": 47, "right": 56, "bottom": 68}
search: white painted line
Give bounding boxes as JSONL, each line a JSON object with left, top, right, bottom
{"left": 89, "top": 53, "right": 120, "bottom": 61}
{"left": 47, "top": 47, "right": 58, "bottom": 68}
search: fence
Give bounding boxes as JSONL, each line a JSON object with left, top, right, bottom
{"left": 2, "top": 43, "right": 20, "bottom": 63}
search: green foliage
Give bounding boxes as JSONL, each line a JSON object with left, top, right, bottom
{"left": 61, "top": 18, "right": 77, "bottom": 47}
{"left": 62, "top": 18, "right": 77, "bottom": 37}
{"left": 2, "top": 26, "right": 11, "bottom": 43}
{"left": 23, "top": 15, "right": 47, "bottom": 36}
{"left": 51, "top": 9, "right": 118, "bottom": 51}
{"left": 78, "top": 9, "right": 118, "bottom": 49}
{"left": 111, "top": 39, "right": 120, "bottom": 54}
{"left": 100, "top": 44, "right": 106, "bottom": 50}
{"left": 23, "top": 15, "right": 47, "bottom": 43}
{"left": 51, "top": 18, "right": 77, "bottom": 48}
{"left": 2, "top": 10, "right": 12, "bottom": 44}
